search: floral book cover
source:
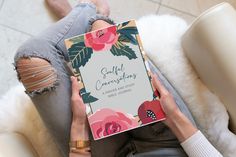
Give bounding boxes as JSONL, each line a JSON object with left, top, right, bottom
{"left": 65, "top": 20, "right": 166, "bottom": 140}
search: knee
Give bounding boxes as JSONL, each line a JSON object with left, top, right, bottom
{"left": 15, "top": 57, "right": 58, "bottom": 95}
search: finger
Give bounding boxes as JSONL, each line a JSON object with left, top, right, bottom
{"left": 150, "top": 73, "right": 162, "bottom": 92}
{"left": 151, "top": 74, "right": 168, "bottom": 95}
{"left": 71, "top": 77, "right": 85, "bottom": 103}
{"left": 150, "top": 73, "right": 160, "bottom": 97}
{"left": 71, "top": 76, "right": 79, "bottom": 96}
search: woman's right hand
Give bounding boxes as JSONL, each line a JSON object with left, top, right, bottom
{"left": 151, "top": 74, "right": 197, "bottom": 142}
{"left": 151, "top": 74, "right": 181, "bottom": 126}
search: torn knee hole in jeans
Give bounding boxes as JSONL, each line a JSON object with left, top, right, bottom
{"left": 15, "top": 57, "right": 58, "bottom": 96}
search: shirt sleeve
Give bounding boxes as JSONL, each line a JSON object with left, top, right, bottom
{"left": 181, "top": 130, "right": 223, "bottom": 157}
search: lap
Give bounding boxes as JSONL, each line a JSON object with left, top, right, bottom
{"left": 129, "top": 148, "right": 187, "bottom": 157}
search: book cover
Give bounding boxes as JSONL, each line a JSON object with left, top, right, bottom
{"left": 65, "top": 20, "right": 165, "bottom": 140}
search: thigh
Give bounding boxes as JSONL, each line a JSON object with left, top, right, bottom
{"left": 15, "top": 37, "right": 72, "bottom": 157}
{"left": 130, "top": 148, "right": 187, "bottom": 157}
{"left": 129, "top": 123, "right": 182, "bottom": 154}
{"left": 90, "top": 131, "right": 130, "bottom": 157}
{"left": 35, "top": 3, "right": 97, "bottom": 61}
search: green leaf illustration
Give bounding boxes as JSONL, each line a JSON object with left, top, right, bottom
{"left": 118, "top": 33, "right": 138, "bottom": 45}
{"left": 110, "top": 41, "right": 137, "bottom": 60}
{"left": 117, "top": 26, "right": 138, "bottom": 35}
{"left": 82, "top": 92, "right": 98, "bottom": 104}
{"left": 69, "top": 36, "right": 84, "bottom": 44}
{"left": 79, "top": 88, "right": 98, "bottom": 104}
{"left": 122, "top": 21, "right": 129, "bottom": 27}
{"left": 68, "top": 42, "right": 93, "bottom": 68}
{"left": 79, "top": 88, "right": 86, "bottom": 95}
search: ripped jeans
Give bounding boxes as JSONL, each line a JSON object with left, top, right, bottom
{"left": 14, "top": 3, "right": 196, "bottom": 157}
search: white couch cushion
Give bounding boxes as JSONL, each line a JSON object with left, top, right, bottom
{"left": 0, "top": 133, "right": 38, "bottom": 157}
{"left": 182, "top": 2, "right": 236, "bottom": 132}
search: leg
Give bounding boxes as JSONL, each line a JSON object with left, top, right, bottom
{"left": 46, "top": 0, "right": 110, "bottom": 19}
{"left": 16, "top": 0, "right": 113, "bottom": 93}
{"left": 15, "top": 2, "right": 128, "bottom": 157}
{"left": 46, "top": 0, "right": 72, "bottom": 18}
{"left": 15, "top": 37, "right": 72, "bottom": 157}
{"left": 16, "top": 58, "right": 57, "bottom": 93}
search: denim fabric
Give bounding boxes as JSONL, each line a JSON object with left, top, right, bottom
{"left": 128, "top": 148, "right": 187, "bottom": 157}
{"left": 14, "top": 3, "right": 195, "bottom": 157}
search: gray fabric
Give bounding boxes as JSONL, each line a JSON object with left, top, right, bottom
{"left": 128, "top": 148, "right": 187, "bottom": 157}
{"left": 14, "top": 3, "right": 196, "bottom": 157}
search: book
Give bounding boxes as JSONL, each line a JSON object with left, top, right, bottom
{"left": 65, "top": 20, "right": 165, "bottom": 140}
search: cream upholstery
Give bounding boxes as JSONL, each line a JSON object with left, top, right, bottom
{"left": 0, "top": 133, "right": 38, "bottom": 157}
{"left": 182, "top": 2, "right": 236, "bottom": 133}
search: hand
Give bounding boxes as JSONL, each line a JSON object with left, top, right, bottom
{"left": 71, "top": 76, "right": 87, "bottom": 124}
{"left": 151, "top": 74, "right": 180, "bottom": 124}
{"left": 70, "top": 76, "right": 90, "bottom": 157}
{"left": 151, "top": 74, "right": 197, "bottom": 142}
{"left": 70, "top": 76, "right": 89, "bottom": 141}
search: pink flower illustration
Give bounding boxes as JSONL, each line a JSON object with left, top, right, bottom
{"left": 84, "top": 25, "right": 118, "bottom": 51}
{"left": 88, "top": 108, "right": 139, "bottom": 139}
{"left": 138, "top": 100, "right": 166, "bottom": 125}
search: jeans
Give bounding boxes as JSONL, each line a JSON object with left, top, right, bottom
{"left": 14, "top": 3, "right": 196, "bottom": 157}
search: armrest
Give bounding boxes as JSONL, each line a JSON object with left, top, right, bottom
{"left": 0, "top": 133, "right": 38, "bottom": 157}
{"left": 182, "top": 2, "right": 236, "bottom": 133}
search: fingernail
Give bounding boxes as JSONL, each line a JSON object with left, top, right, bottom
{"left": 70, "top": 76, "right": 74, "bottom": 81}
{"left": 154, "top": 89, "right": 160, "bottom": 98}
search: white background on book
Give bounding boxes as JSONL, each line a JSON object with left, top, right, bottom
{"left": 79, "top": 43, "right": 153, "bottom": 115}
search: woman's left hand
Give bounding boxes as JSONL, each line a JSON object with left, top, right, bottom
{"left": 70, "top": 76, "right": 89, "bottom": 141}
{"left": 70, "top": 76, "right": 91, "bottom": 157}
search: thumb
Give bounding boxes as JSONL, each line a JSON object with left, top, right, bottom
{"left": 151, "top": 74, "right": 168, "bottom": 96}
{"left": 71, "top": 76, "right": 79, "bottom": 96}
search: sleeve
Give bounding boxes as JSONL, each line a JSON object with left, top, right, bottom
{"left": 181, "top": 130, "right": 223, "bottom": 157}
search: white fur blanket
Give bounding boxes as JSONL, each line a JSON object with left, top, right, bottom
{"left": 0, "top": 15, "right": 235, "bottom": 157}
{"left": 0, "top": 85, "right": 61, "bottom": 157}
{"left": 137, "top": 15, "right": 236, "bottom": 156}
